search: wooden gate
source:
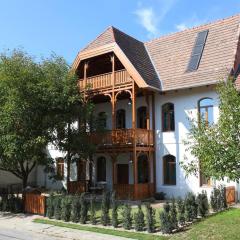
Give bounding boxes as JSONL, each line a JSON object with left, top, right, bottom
{"left": 24, "top": 193, "right": 46, "bottom": 215}
{"left": 225, "top": 186, "right": 235, "bottom": 204}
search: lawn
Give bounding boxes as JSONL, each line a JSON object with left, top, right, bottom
{"left": 34, "top": 208, "right": 240, "bottom": 240}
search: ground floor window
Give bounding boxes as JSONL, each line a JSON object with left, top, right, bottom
{"left": 56, "top": 158, "right": 64, "bottom": 180}
{"left": 97, "top": 156, "right": 106, "bottom": 182}
{"left": 138, "top": 154, "right": 149, "bottom": 183}
{"left": 163, "top": 155, "right": 176, "bottom": 185}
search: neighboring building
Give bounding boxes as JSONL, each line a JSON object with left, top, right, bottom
{"left": 15, "top": 15, "right": 240, "bottom": 199}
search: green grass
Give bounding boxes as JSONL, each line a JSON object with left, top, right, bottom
{"left": 171, "top": 208, "right": 240, "bottom": 240}
{"left": 34, "top": 208, "right": 240, "bottom": 240}
{"left": 34, "top": 218, "right": 168, "bottom": 240}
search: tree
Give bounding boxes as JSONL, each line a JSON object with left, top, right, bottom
{"left": 182, "top": 77, "right": 240, "bottom": 182}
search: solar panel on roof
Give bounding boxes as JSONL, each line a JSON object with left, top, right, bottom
{"left": 187, "top": 30, "right": 209, "bottom": 72}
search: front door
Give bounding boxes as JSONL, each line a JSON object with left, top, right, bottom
{"left": 117, "top": 164, "right": 129, "bottom": 184}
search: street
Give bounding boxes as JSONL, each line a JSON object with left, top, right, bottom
{"left": 0, "top": 213, "right": 130, "bottom": 240}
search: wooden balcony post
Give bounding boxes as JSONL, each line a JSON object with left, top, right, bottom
{"left": 132, "top": 82, "right": 137, "bottom": 185}
{"left": 83, "top": 62, "right": 88, "bottom": 89}
{"left": 152, "top": 93, "right": 156, "bottom": 193}
{"left": 111, "top": 54, "right": 115, "bottom": 87}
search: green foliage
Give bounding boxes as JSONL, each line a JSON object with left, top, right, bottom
{"left": 185, "top": 192, "right": 198, "bottom": 222}
{"left": 46, "top": 194, "right": 55, "bottom": 219}
{"left": 101, "top": 191, "right": 110, "bottom": 226}
{"left": 177, "top": 197, "right": 185, "bottom": 225}
{"left": 210, "top": 185, "right": 227, "bottom": 212}
{"left": 71, "top": 195, "right": 81, "bottom": 223}
{"left": 170, "top": 198, "right": 178, "bottom": 230}
{"left": 61, "top": 195, "right": 72, "bottom": 222}
{"left": 160, "top": 202, "right": 173, "bottom": 234}
{"left": 80, "top": 193, "right": 88, "bottom": 224}
{"left": 121, "top": 204, "right": 132, "bottom": 230}
{"left": 197, "top": 191, "right": 209, "bottom": 217}
{"left": 134, "top": 204, "right": 145, "bottom": 232}
{"left": 54, "top": 196, "right": 62, "bottom": 220}
{"left": 90, "top": 196, "right": 97, "bottom": 225}
{"left": 0, "top": 194, "right": 22, "bottom": 213}
{"left": 145, "top": 203, "right": 155, "bottom": 233}
{"left": 182, "top": 77, "right": 240, "bottom": 181}
{"left": 111, "top": 191, "right": 118, "bottom": 228}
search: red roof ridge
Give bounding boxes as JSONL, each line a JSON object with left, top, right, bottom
{"left": 145, "top": 13, "right": 240, "bottom": 44}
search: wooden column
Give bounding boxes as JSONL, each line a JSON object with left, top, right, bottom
{"left": 83, "top": 62, "right": 88, "bottom": 100}
{"left": 132, "top": 82, "right": 137, "bottom": 186}
{"left": 111, "top": 55, "right": 116, "bottom": 130}
{"left": 152, "top": 93, "right": 157, "bottom": 193}
{"left": 111, "top": 155, "right": 117, "bottom": 185}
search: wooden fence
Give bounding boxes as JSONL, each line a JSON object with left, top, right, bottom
{"left": 24, "top": 193, "right": 46, "bottom": 215}
{"left": 226, "top": 186, "right": 235, "bottom": 204}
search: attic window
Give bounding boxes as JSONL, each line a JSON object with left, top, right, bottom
{"left": 187, "top": 30, "right": 209, "bottom": 72}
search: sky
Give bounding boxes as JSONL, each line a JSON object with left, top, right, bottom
{"left": 0, "top": 0, "right": 240, "bottom": 64}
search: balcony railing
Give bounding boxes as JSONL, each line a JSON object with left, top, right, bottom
{"left": 90, "top": 128, "right": 154, "bottom": 147}
{"left": 79, "top": 69, "right": 131, "bottom": 90}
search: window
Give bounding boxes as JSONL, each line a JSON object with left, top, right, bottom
{"left": 56, "top": 158, "right": 64, "bottom": 180}
{"left": 162, "top": 103, "right": 175, "bottom": 132}
{"left": 98, "top": 112, "right": 107, "bottom": 129}
{"left": 116, "top": 109, "right": 126, "bottom": 129}
{"left": 77, "top": 160, "right": 86, "bottom": 181}
{"left": 138, "top": 154, "right": 149, "bottom": 183}
{"left": 198, "top": 98, "right": 213, "bottom": 125}
{"left": 200, "top": 170, "right": 211, "bottom": 186}
{"left": 137, "top": 106, "right": 147, "bottom": 129}
{"left": 163, "top": 155, "right": 176, "bottom": 185}
{"left": 97, "top": 156, "right": 106, "bottom": 182}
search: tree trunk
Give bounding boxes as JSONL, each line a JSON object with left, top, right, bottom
{"left": 22, "top": 174, "right": 28, "bottom": 190}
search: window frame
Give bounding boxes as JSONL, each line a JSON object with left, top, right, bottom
{"left": 137, "top": 106, "right": 147, "bottom": 129}
{"left": 56, "top": 157, "right": 64, "bottom": 180}
{"left": 97, "top": 156, "right": 106, "bottom": 182}
{"left": 163, "top": 154, "right": 176, "bottom": 185}
{"left": 116, "top": 109, "right": 126, "bottom": 129}
{"left": 162, "top": 103, "right": 175, "bottom": 132}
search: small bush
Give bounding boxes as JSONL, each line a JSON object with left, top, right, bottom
{"left": 111, "top": 191, "right": 118, "bottom": 228}
{"left": 80, "top": 193, "right": 88, "bottom": 224}
{"left": 197, "top": 191, "right": 209, "bottom": 217}
{"left": 219, "top": 185, "right": 227, "bottom": 210}
{"left": 145, "top": 203, "right": 155, "bottom": 233}
{"left": 71, "top": 195, "right": 81, "bottom": 223}
{"left": 54, "top": 196, "right": 62, "bottom": 220}
{"left": 177, "top": 197, "right": 185, "bottom": 225}
{"left": 160, "top": 202, "right": 172, "bottom": 234}
{"left": 101, "top": 191, "right": 110, "bottom": 226}
{"left": 90, "top": 196, "right": 97, "bottom": 225}
{"left": 170, "top": 198, "right": 178, "bottom": 230}
{"left": 61, "top": 195, "right": 72, "bottom": 222}
{"left": 185, "top": 192, "right": 198, "bottom": 221}
{"left": 134, "top": 204, "right": 145, "bottom": 232}
{"left": 122, "top": 204, "right": 132, "bottom": 230}
{"left": 210, "top": 185, "right": 227, "bottom": 212}
{"left": 46, "top": 194, "right": 55, "bottom": 219}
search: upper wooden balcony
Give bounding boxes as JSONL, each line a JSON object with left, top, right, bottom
{"left": 90, "top": 128, "right": 154, "bottom": 149}
{"left": 79, "top": 69, "right": 132, "bottom": 91}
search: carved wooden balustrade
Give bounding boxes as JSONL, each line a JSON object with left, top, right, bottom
{"left": 79, "top": 69, "right": 131, "bottom": 90}
{"left": 90, "top": 128, "right": 153, "bottom": 147}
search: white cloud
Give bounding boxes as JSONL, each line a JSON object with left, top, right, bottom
{"left": 134, "top": 7, "right": 159, "bottom": 37}
{"left": 176, "top": 23, "right": 188, "bottom": 31}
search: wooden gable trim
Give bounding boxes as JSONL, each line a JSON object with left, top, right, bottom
{"left": 72, "top": 43, "right": 156, "bottom": 90}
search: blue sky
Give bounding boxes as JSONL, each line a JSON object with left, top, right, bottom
{"left": 1, "top": 0, "right": 240, "bottom": 64}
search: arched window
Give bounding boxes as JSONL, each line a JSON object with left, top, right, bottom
{"left": 137, "top": 154, "right": 149, "bottom": 183}
{"left": 137, "top": 106, "right": 147, "bottom": 129}
{"left": 116, "top": 109, "right": 126, "bottom": 129}
{"left": 163, "top": 155, "right": 176, "bottom": 185}
{"left": 98, "top": 112, "right": 107, "bottom": 129}
{"left": 198, "top": 98, "right": 213, "bottom": 125}
{"left": 162, "top": 103, "right": 175, "bottom": 132}
{"left": 97, "top": 156, "right": 106, "bottom": 182}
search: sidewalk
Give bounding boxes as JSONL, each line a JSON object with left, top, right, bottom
{"left": 0, "top": 213, "right": 131, "bottom": 240}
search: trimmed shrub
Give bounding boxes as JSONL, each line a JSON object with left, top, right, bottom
{"left": 185, "top": 192, "right": 198, "bottom": 221}
{"left": 46, "top": 194, "right": 55, "bottom": 219}
{"left": 197, "top": 191, "right": 209, "bottom": 217}
{"left": 71, "top": 195, "right": 81, "bottom": 223}
{"left": 134, "top": 204, "right": 145, "bottom": 232}
{"left": 219, "top": 185, "right": 227, "bottom": 210}
{"left": 170, "top": 198, "right": 178, "bottom": 230}
{"left": 160, "top": 202, "right": 172, "bottom": 234}
{"left": 101, "top": 191, "right": 110, "bottom": 226}
{"left": 111, "top": 191, "right": 118, "bottom": 228}
{"left": 90, "top": 196, "right": 97, "bottom": 225}
{"left": 177, "top": 197, "right": 185, "bottom": 225}
{"left": 145, "top": 203, "right": 155, "bottom": 233}
{"left": 210, "top": 187, "right": 221, "bottom": 212}
{"left": 80, "top": 193, "right": 88, "bottom": 224}
{"left": 61, "top": 195, "right": 72, "bottom": 222}
{"left": 122, "top": 204, "right": 132, "bottom": 230}
{"left": 154, "top": 192, "right": 166, "bottom": 200}
{"left": 54, "top": 196, "right": 62, "bottom": 220}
